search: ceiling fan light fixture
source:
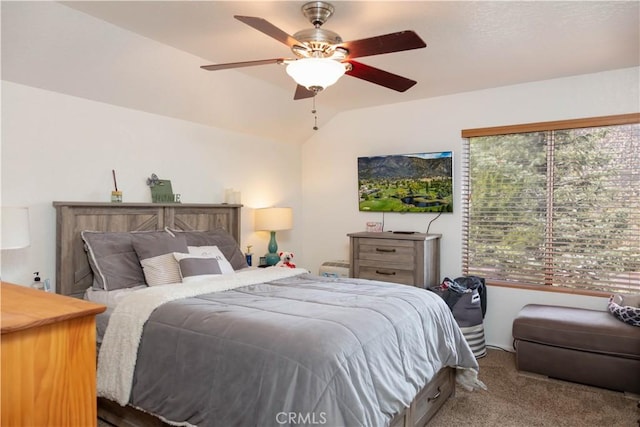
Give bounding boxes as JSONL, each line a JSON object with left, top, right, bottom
{"left": 286, "top": 58, "right": 346, "bottom": 91}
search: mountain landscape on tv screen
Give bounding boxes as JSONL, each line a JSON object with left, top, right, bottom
{"left": 358, "top": 152, "right": 453, "bottom": 213}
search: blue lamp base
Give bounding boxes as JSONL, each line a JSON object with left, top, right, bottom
{"left": 265, "top": 231, "right": 280, "bottom": 266}
{"left": 265, "top": 252, "right": 280, "bottom": 266}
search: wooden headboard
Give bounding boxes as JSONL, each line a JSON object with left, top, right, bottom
{"left": 53, "top": 202, "right": 242, "bottom": 298}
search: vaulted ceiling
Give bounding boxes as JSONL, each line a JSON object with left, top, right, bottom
{"left": 3, "top": 1, "right": 638, "bottom": 143}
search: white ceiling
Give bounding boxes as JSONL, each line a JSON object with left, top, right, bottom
{"left": 4, "top": 1, "right": 639, "bottom": 143}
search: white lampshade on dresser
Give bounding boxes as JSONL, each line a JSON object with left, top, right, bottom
{"left": 1, "top": 207, "right": 31, "bottom": 249}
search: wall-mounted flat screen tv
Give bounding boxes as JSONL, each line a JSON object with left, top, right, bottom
{"left": 358, "top": 151, "right": 453, "bottom": 213}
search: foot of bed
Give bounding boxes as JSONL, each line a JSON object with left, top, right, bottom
{"left": 98, "top": 397, "right": 169, "bottom": 427}
{"left": 98, "top": 367, "right": 455, "bottom": 427}
{"left": 389, "top": 367, "right": 455, "bottom": 427}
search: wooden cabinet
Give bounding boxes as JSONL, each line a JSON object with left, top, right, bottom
{"left": 53, "top": 201, "right": 242, "bottom": 297}
{"left": 1, "top": 282, "right": 106, "bottom": 426}
{"left": 348, "top": 232, "right": 441, "bottom": 288}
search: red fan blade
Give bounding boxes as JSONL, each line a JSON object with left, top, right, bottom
{"left": 293, "top": 85, "right": 316, "bottom": 100}
{"left": 340, "top": 31, "right": 426, "bottom": 59}
{"left": 234, "top": 16, "right": 302, "bottom": 48}
{"left": 345, "top": 60, "right": 417, "bottom": 92}
{"left": 201, "top": 58, "right": 285, "bottom": 71}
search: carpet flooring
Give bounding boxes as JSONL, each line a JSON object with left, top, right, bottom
{"left": 429, "top": 348, "right": 639, "bottom": 426}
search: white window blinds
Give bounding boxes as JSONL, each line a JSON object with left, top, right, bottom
{"left": 461, "top": 114, "right": 639, "bottom": 293}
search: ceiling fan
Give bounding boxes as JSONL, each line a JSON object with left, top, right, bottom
{"left": 201, "top": 1, "right": 427, "bottom": 100}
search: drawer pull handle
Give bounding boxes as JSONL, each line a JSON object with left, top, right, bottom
{"left": 427, "top": 387, "right": 442, "bottom": 402}
{"left": 376, "top": 248, "right": 396, "bottom": 253}
{"left": 376, "top": 270, "right": 396, "bottom": 276}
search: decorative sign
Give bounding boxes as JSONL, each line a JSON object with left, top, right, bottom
{"left": 147, "top": 173, "right": 181, "bottom": 203}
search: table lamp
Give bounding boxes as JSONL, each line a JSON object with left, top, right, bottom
{"left": 1, "top": 207, "right": 31, "bottom": 249}
{"left": 255, "top": 207, "right": 293, "bottom": 266}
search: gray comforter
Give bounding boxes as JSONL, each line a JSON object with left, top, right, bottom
{"left": 111, "top": 272, "right": 477, "bottom": 426}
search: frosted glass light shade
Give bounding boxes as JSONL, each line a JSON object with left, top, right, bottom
{"left": 1, "top": 207, "right": 31, "bottom": 249}
{"left": 255, "top": 207, "right": 293, "bottom": 231}
{"left": 286, "top": 58, "right": 346, "bottom": 90}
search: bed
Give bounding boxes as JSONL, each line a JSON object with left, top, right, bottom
{"left": 53, "top": 202, "right": 482, "bottom": 427}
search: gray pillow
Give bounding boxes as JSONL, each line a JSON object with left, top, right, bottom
{"left": 131, "top": 232, "right": 189, "bottom": 286}
{"left": 178, "top": 256, "right": 223, "bottom": 277}
{"left": 173, "top": 251, "right": 234, "bottom": 281}
{"left": 82, "top": 231, "right": 149, "bottom": 291}
{"left": 174, "top": 229, "right": 248, "bottom": 270}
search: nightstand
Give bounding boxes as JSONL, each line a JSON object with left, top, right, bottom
{"left": 1, "top": 282, "right": 106, "bottom": 426}
{"left": 348, "top": 232, "right": 441, "bottom": 288}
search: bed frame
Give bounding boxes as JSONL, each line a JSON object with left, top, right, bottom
{"left": 53, "top": 201, "right": 454, "bottom": 427}
{"left": 53, "top": 202, "right": 242, "bottom": 298}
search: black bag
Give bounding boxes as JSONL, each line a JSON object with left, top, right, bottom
{"left": 428, "top": 276, "right": 487, "bottom": 320}
{"left": 428, "top": 276, "right": 488, "bottom": 358}
{"left": 453, "top": 276, "right": 487, "bottom": 318}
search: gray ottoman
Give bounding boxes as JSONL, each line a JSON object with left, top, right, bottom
{"left": 512, "top": 304, "right": 640, "bottom": 394}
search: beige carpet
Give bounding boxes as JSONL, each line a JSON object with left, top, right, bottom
{"left": 429, "top": 348, "right": 639, "bottom": 427}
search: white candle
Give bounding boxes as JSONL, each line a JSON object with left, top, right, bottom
{"left": 224, "top": 188, "right": 233, "bottom": 203}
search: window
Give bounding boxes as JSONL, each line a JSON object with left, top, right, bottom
{"left": 461, "top": 114, "right": 639, "bottom": 294}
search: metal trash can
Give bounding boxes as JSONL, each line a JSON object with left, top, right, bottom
{"left": 429, "top": 276, "right": 487, "bottom": 358}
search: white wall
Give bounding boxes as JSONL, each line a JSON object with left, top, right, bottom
{"left": 1, "top": 1, "right": 319, "bottom": 145}
{"left": 2, "top": 0, "right": 637, "bottom": 350}
{"left": 1, "top": 82, "right": 302, "bottom": 287}
{"left": 301, "top": 66, "right": 640, "bottom": 350}
{"left": 1, "top": 1, "right": 306, "bottom": 287}
{"left": 3, "top": 66, "right": 637, "bottom": 350}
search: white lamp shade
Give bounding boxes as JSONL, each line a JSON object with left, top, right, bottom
{"left": 255, "top": 207, "right": 293, "bottom": 231}
{"left": 1, "top": 207, "right": 31, "bottom": 249}
{"left": 286, "top": 58, "right": 346, "bottom": 90}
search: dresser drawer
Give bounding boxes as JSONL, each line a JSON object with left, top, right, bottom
{"left": 356, "top": 238, "right": 415, "bottom": 265}
{"left": 357, "top": 264, "right": 415, "bottom": 285}
{"left": 411, "top": 367, "right": 455, "bottom": 426}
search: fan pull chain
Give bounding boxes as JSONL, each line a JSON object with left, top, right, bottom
{"left": 312, "top": 95, "right": 318, "bottom": 130}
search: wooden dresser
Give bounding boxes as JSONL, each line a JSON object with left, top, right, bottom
{"left": 348, "top": 232, "right": 441, "bottom": 288}
{"left": 1, "top": 282, "right": 106, "bottom": 426}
